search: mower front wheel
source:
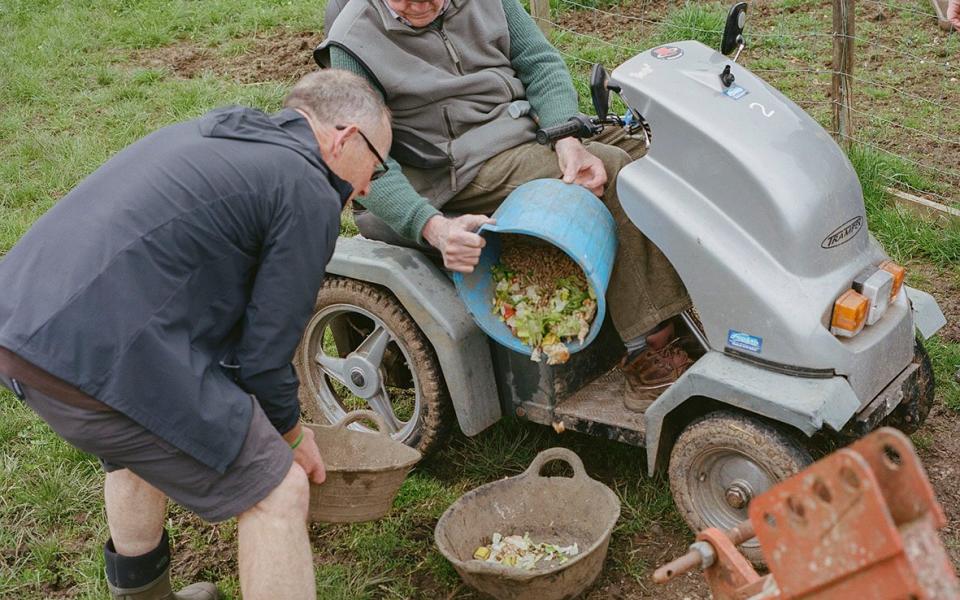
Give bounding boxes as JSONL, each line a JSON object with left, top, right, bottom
{"left": 668, "top": 410, "right": 813, "bottom": 564}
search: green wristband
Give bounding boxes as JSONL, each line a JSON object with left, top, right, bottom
{"left": 289, "top": 431, "right": 305, "bottom": 450}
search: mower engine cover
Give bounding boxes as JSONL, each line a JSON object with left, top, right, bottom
{"left": 610, "top": 41, "right": 923, "bottom": 405}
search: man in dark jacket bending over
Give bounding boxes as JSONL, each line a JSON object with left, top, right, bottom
{"left": 0, "top": 70, "right": 391, "bottom": 600}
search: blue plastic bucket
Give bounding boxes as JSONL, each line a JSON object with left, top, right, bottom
{"left": 453, "top": 179, "right": 617, "bottom": 357}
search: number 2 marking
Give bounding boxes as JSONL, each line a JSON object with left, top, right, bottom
{"left": 750, "top": 102, "right": 775, "bottom": 118}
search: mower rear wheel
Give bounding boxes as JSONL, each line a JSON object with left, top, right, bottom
{"left": 296, "top": 277, "right": 452, "bottom": 456}
{"left": 668, "top": 410, "right": 812, "bottom": 564}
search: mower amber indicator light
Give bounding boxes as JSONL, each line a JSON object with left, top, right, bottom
{"left": 879, "top": 260, "right": 905, "bottom": 300}
{"left": 831, "top": 289, "right": 869, "bottom": 337}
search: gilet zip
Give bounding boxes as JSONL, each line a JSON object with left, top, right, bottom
{"left": 436, "top": 28, "right": 463, "bottom": 75}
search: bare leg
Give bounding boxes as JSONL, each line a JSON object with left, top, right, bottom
{"left": 104, "top": 469, "right": 167, "bottom": 555}
{"left": 237, "top": 463, "right": 313, "bottom": 600}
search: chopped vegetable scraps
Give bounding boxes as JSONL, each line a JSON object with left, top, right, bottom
{"left": 491, "top": 236, "right": 596, "bottom": 365}
{"left": 473, "top": 532, "right": 580, "bottom": 570}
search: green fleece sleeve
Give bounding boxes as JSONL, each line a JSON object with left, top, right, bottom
{"left": 502, "top": 0, "right": 580, "bottom": 128}
{"left": 329, "top": 48, "right": 441, "bottom": 242}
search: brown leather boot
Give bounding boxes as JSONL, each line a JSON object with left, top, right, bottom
{"left": 107, "top": 569, "right": 218, "bottom": 600}
{"left": 621, "top": 339, "right": 693, "bottom": 412}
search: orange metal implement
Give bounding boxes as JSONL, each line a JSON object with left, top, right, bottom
{"left": 654, "top": 428, "right": 960, "bottom": 600}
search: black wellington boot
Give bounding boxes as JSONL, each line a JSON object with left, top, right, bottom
{"left": 107, "top": 568, "right": 218, "bottom": 600}
{"left": 104, "top": 530, "right": 218, "bottom": 600}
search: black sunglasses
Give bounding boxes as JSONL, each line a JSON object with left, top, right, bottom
{"left": 336, "top": 125, "right": 389, "bottom": 181}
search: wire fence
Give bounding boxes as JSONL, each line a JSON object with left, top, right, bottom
{"left": 532, "top": 0, "right": 960, "bottom": 210}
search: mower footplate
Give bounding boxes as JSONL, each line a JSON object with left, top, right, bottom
{"left": 552, "top": 368, "right": 646, "bottom": 446}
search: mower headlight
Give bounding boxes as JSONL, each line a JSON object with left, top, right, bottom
{"left": 852, "top": 268, "right": 894, "bottom": 326}
{"left": 831, "top": 289, "right": 869, "bottom": 337}
{"left": 879, "top": 260, "right": 906, "bottom": 300}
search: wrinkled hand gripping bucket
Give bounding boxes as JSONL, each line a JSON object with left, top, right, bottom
{"left": 434, "top": 448, "right": 621, "bottom": 600}
{"left": 305, "top": 410, "right": 421, "bottom": 523}
{"left": 453, "top": 179, "right": 617, "bottom": 356}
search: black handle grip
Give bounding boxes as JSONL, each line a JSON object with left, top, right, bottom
{"left": 536, "top": 118, "right": 587, "bottom": 145}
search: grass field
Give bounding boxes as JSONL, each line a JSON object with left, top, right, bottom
{"left": 1, "top": 1, "right": 958, "bottom": 598}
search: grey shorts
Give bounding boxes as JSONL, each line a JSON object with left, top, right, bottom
{"left": 0, "top": 374, "right": 292, "bottom": 522}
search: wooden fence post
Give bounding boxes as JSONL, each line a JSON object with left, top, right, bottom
{"left": 531, "top": 0, "right": 552, "bottom": 34}
{"left": 832, "top": 0, "right": 856, "bottom": 148}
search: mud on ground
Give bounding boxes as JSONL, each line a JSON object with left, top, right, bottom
{"left": 912, "top": 263, "right": 960, "bottom": 569}
{"left": 131, "top": 28, "right": 321, "bottom": 84}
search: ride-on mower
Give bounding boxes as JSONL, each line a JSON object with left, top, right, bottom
{"left": 300, "top": 3, "right": 946, "bottom": 557}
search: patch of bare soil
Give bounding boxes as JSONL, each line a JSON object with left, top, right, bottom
{"left": 167, "top": 510, "right": 238, "bottom": 588}
{"left": 132, "top": 28, "right": 321, "bottom": 84}
{"left": 919, "top": 402, "right": 960, "bottom": 566}
{"left": 911, "top": 264, "right": 960, "bottom": 566}
{"left": 588, "top": 530, "right": 710, "bottom": 600}
{"left": 555, "top": 0, "right": 675, "bottom": 40}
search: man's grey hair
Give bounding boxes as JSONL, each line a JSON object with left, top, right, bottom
{"left": 284, "top": 70, "right": 390, "bottom": 131}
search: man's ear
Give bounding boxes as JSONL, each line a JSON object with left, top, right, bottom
{"left": 331, "top": 124, "right": 359, "bottom": 158}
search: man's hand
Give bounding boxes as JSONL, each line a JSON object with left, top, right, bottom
{"left": 284, "top": 424, "right": 326, "bottom": 485}
{"left": 421, "top": 214, "right": 495, "bottom": 273}
{"left": 555, "top": 137, "right": 607, "bottom": 197}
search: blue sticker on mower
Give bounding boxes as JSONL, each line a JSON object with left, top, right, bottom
{"left": 727, "top": 330, "right": 763, "bottom": 353}
{"left": 723, "top": 85, "right": 749, "bottom": 100}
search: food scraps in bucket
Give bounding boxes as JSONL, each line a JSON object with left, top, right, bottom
{"left": 491, "top": 236, "right": 596, "bottom": 365}
{"left": 473, "top": 532, "right": 580, "bottom": 570}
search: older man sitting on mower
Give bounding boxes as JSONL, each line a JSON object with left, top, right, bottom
{"left": 318, "top": 0, "right": 693, "bottom": 409}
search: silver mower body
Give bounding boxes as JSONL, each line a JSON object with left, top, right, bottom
{"left": 315, "top": 41, "right": 945, "bottom": 475}
{"left": 609, "top": 41, "right": 945, "bottom": 471}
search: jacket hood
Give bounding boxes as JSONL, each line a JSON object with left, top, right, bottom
{"left": 198, "top": 106, "right": 354, "bottom": 204}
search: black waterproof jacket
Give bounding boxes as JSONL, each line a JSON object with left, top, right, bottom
{"left": 0, "top": 107, "right": 350, "bottom": 472}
